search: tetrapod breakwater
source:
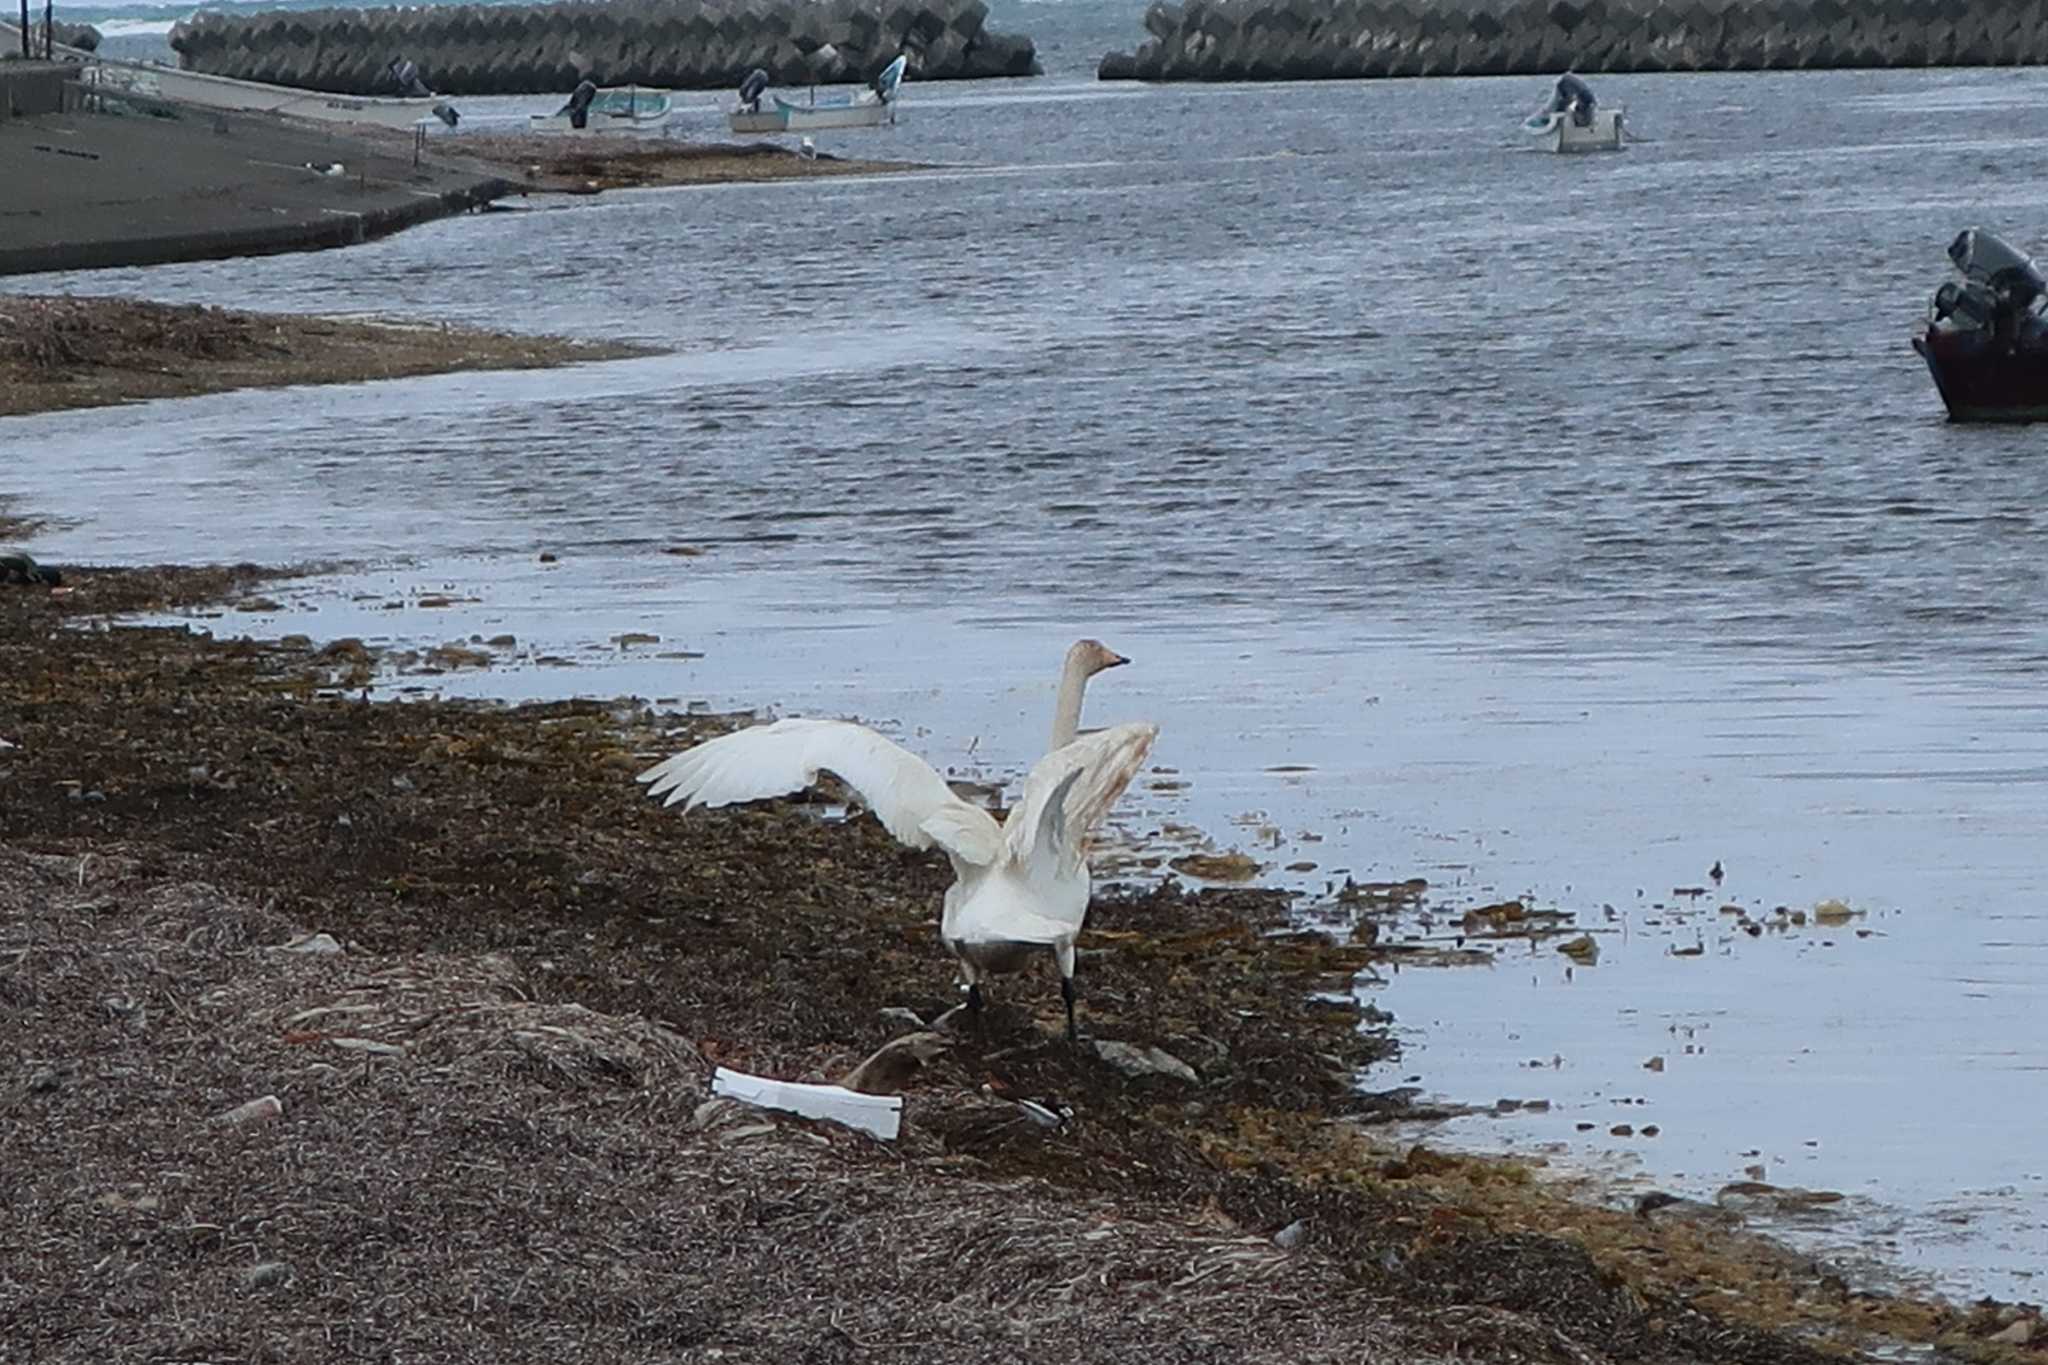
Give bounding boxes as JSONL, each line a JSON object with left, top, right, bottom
{"left": 1096, "top": 0, "right": 2048, "bottom": 80}
{"left": 167, "top": 0, "right": 1039, "bottom": 96}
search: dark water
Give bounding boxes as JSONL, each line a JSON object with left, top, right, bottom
{"left": 5, "top": 63, "right": 2047, "bottom": 1297}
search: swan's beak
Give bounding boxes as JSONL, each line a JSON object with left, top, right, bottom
{"left": 1104, "top": 651, "right": 1130, "bottom": 669}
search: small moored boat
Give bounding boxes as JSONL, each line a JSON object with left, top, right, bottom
{"left": 1913, "top": 227, "right": 2048, "bottom": 423}
{"left": 528, "top": 80, "right": 673, "bottom": 135}
{"left": 3, "top": 23, "right": 468, "bottom": 130}
{"left": 1521, "top": 73, "right": 1624, "bottom": 153}
{"left": 728, "top": 54, "right": 905, "bottom": 134}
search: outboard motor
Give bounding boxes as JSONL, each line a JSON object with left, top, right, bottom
{"left": 1551, "top": 72, "right": 1597, "bottom": 128}
{"left": 560, "top": 79, "right": 599, "bottom": 130}
{"left": 387, "top": 57, "right": 434, "bottom": 99}
{"left": 1948, "top": 227, "right": 2047, "bottom": 315}
{"left": 737, "top": 67, "right": 769, "bottom": 112}
{"left": 1931, "top": 279, "right": 1998, "bottom": 331}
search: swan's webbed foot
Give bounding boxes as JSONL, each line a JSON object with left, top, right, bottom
{"left": 1062, "top": 976, "right": 1082, "bottom": 1043}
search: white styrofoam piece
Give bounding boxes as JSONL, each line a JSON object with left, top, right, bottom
{"left": 711, "top": 1066, "right": 904, "bottom": 1140}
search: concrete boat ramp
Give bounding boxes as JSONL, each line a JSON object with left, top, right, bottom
{"left": 0, "top": 62, "right": 512, "bottom": 277}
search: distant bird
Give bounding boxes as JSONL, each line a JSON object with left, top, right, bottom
{"left": 637, "top": 641, "right": 1151, "bottom": 1041}
{"left": 1709, "top": 860, "right": 1724, "bottom": 885}
{"left": 0, "top": 552, "right": 61, "bottom": 586}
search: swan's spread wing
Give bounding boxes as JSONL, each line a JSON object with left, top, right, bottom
{"left": 1004, "top": 721, "right": 1159, "bottom": 879}
{"left": 639, "top": 718, "right": 1000, "bottom": 861}
{"left": 918, "top": 804, "right": 1006, "bottom": 867}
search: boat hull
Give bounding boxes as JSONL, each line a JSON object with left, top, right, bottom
{"left": 1914, "top": 328, "right": 2048, "bottom": 423}
{"left": 85, "top": 59, "right": 456, "bottom": 129}
{"left": 1525, "top": 107, "right": 1625, "bottom": 153}
{"left": 727, "top": 108, "right": 787, "bottom": 134}
{"left": 727, "top": 98, "right": 895, "bottom": 133}
{"left": 3, "top": 20, "right": 458, "bottom": 128}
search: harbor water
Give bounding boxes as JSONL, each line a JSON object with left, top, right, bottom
{"left": 4, "top": 51, "right": 2046, "bottom": 1300}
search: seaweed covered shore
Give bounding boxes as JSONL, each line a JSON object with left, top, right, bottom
{"left": 0, "top": 295, "right": 649, "bottom": 419}
{"left": 0, "top": 564, "right": 2034, "bottom": 1364}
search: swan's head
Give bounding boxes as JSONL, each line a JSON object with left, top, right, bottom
{"left": 1069, "top": 638, "right": 1129, "bottom": 676}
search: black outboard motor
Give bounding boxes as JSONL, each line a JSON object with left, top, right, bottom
{"left": 387, "top": 57, "right": 434, "bottom": 99}
{"left": 737, "top": 67, "right": 769, "bottom": 112}
{"left": 1932, "top": 227, "right": 2048, "bottom": 351}
{"left": 1948, "top": 227, "right": 2047, "bottom": 314}
{"left": 560, "top": 79, "right": 599, "bottom": 130}
{"left": 1551, "top": 72, "right": 1597, "bottom": 127}
{"left": 1932, "top": 280, "right": 1998, "bottom": 330}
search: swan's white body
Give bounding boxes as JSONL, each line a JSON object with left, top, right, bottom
{"left": 636, "top": 640, "right": 1148, "bottom": 1037}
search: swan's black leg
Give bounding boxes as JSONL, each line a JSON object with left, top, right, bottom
{"left": 1062, "top": 975, "right": 1080, "bottom": 1043}
{"left": 967, "top": 982, "right": 985, "bottom": 1014}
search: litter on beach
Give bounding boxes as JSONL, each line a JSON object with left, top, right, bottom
{"left": 711, "top": 1065, "right": 904, "bottom": 1140}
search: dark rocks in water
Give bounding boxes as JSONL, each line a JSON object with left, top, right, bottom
{"left": 168, "top": 0, "right": 1041, "bottom": 96}
{"left": 1096, "top": 0, "right": 2048, "bottom": 81}
{"left": 1, "top": 552, "right": 61, "bottom": 587}
{"left": 1097, "top": 49, "right": 1140, "bottom": 79}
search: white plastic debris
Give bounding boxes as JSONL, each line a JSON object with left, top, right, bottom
{"left": 711, "top": 1065, "right": 902, "bottom": 1141}
{"left": 271, "top": 932, "right": 344, "bottom": 956}
{"left": 214, "top": 1094, "right": 283, "bottom": 1125}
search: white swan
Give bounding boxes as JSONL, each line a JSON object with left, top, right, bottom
{"left": 637, "top": 644, "right": 1153, "bottom": 1041}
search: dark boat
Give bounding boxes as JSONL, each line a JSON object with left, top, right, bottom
{"left": 1913, "top": 227, "right": 2048, "bottom": 423}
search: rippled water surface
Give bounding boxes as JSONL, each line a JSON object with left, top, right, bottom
{"left": 6, "top": 61, "right": 2047, "bottom": 1299}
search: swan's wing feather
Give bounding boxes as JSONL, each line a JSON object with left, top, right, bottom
{"left": 638, "top": 717, "right": 997, "bottom": 859}
{"left": 1003, "top": 721, "right": 1159, "bottom": 877}
{"left": 919, "top": 804, "right": 1006, "bottom": 866}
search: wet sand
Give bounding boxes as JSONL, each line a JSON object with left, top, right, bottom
{"left": 2, "top": 561, "right": 2038, "bottom": 1364}
{"left": 0, "top": 294, "right": 649, "bottom": 418}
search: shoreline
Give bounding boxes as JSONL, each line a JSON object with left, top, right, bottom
{"left": 0, "top": 294, "right": 651, "bottom": 418}
{"left": 443, "top": 132, "right": 929, "bottom": 194}
{"left": 0, "top": 95, "right": 923, "bottom": 279}
{"left": 2, "top": 558, "right": 2038, "bottom": 1363}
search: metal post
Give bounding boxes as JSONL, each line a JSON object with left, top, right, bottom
{"left": 42, "top": 0, "right": 52, "bottom": 58}
{"left": 18, "top": 0, "right": 30, "bottom": 58}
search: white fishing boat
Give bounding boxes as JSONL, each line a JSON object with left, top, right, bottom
{"left": 1, "top": 24, "right": 462, "bottom": 129}
{"left": 1521, "top": 72, "right": 1624, "bottom": 153}
{"left": 85, "top": 60, "right": 460, "bottom": 128}
{"left": 528, "top": 81, "right": 672, "bottom": 134}
{"left": 728, "top": 54, "right": 904, "bottom": 134}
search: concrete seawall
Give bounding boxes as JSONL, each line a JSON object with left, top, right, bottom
{"left": 1097, "top": 0, "right": 2048, "bottom": 80}
{"left": 168, "top": 0, "right": 1039, "bottom": 97}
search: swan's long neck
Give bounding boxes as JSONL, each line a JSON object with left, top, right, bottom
{"left": 1049, "top": 654, "right": 1090, "bottom": 752}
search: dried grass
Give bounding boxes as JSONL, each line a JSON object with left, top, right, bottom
{"left": 0, "top": 846, "right": 1429, "bottom": 1365}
